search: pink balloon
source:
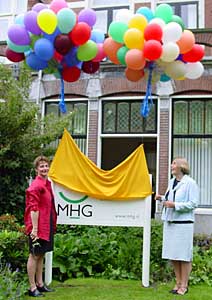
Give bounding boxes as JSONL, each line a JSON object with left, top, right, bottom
{"left": 92, "top": 44, "right": 106, "bottom": 62}
{"left": 49, "top": 0, "right": 68, "bottom": 13}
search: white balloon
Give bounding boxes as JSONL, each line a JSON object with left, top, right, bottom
{"left": 165, "top": 61, "right": 186, "bottom": 79}
{"left": 115, "top": 9, "right": 133, "bottom": 24}
{"left": 161, "top": 42, "right": 180, "bottom": 62}
{"left": 185, "top": 62, "right": 204, "bottom": 79}
{"left": 162, "top": 22, "right": 183, "bottom": 43}
{"left": 149, "top": 17, "right": 165, "bottom": 28}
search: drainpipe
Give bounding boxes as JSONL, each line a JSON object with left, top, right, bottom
{"left": 36, "top": 70, "right": 42, "bottom": 106}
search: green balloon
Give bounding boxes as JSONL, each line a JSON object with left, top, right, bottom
{"left": 108, "top": 21, "right": 128, "bottom": 43}
{"left": 77, "top": 40, "right": 98, "bottom": 62}
{"left": 171, "top": 15, "right": 185, "bottom": 30}
{"left": 7, "top": 38, "right": 30, "bottom": 53}
{"left": 117, "top": 46, "right": 128, "bottom": 65}
{"left": 155, "top": 4, "right": 173, "bottom": 23}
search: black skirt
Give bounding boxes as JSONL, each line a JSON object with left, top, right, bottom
{"left": 29, "top": 214, "right": 54, "bottom": 255}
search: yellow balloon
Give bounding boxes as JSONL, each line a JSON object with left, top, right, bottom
{"left": 128, "top": 15, "right": 148, "bottom": 32}
{"left": 37, "top": 9, "right": 57, "bottom": 34}
{"left": 124, "top": 28, "right": 144, "bottom": 50}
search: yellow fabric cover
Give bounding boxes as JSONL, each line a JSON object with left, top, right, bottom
{"left": 48, "top": 129, "right": 152, "bottom": 200}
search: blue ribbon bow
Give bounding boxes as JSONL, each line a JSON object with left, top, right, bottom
{"left": 141, "top": 62, "right": 154, "bottom": 118}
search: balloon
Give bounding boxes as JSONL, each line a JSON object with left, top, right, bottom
{"left": 128, "top": 15, "right": 148, "bottom": 32}
{"left": 124, "top": 28, "right": 144, "bottom": 50}
{"left": 69, "top": 22, "right": 91, "bottom": 46}
{"left": 54, "top": 50, "right": 63, "bottom": 63}
{"left": 161, "top": 42, "right": 180, "bottom": 62}
{"left": 162, "top": 22, "right": 183, "bottom": 43}
{"left": 165, "top": 61, "right": 186, "bottom": 79}
{"left": 78, "top": 8, "right": 96, "bottom": 27}
{"left": 103, "top": 37, "right": 122, "bottom": 64}
{"left": 7, "top": 38, "right": 30, "bottom": 53}
{"left": 160, "top": 74, "right": 171, "bottom": 82}
{"left": 57, "top": 8, "right": 76, "bottom": 34}
{"left": 91, "top": 30, "right": 105, "bottom": 43}
{"left": 144, "top": 23, "right": 163, "bottom": 41}
{"left": 92, "top": 43, "right": 106, "bottom": 62}
{"left": 185, "top": 62, "right": 204, "bottom": 79}
{"left": 182, "top": 44, "right": 205, "bottom": 62}
{"left": 136, "top": 7, "right": 154, "bottom": 22}
{"left": 49, "top": 0, "right": 68, "bottom": 13}
{"left": 176, "top": 30, "right": 195, "bottom": 54}
{"left": 34, "top": 38, "right": 54, "bottom": 60}
{"left": 32, "top": 3, "right": 48, "bottom": 13}
{"left": 54, "top": 34, "right": 72, "bottom": 55}
{"left": 43, "top": 27, "right": 61, "bottom": 43}
{"left": 125, "top": 49, "right": 146, "bottom": 70}
{"left": 5, "top": 47, "right": 25, "bottom": 62}
{"left": 125, "top": 68, "right": 144, "bottom": 82}
{"left": 26, "top": 52, "right": 48, "bottom": 70}
{"left": 15, "top": 14, "right": 25, "bottom": 26}
{"left": 62, "top": 66, "right": 81, "bottom": 82}
{"left": 117, "top": 46, "right": 128, "bottom": 65}
{"left": 171, "top": 15, "right": 185, "bottom": 30}
{"left": 143, "top": 40, "right": 162, "bottom": 61}
{"left": 24, "top": 11, "right": 42, "bottom": 35}
{"left": 77, "top": 40, "right": 98, "bottom": 61}
{"left": 7, "top": 24, "right": 31, "bottom": 45}
{"left": 115, "top": 9, "right": 133, "bottom": 24}
{"left": 82, "top": 61, "right": 100, "bottom": 74}
{"left": 155, "top": 3, "right": 173, "bottom": 23}
{"left": 108, "top": 21, "right": 128, "bottom": 43}
{"left": 37, "top": 9, "right": 57, "bottom": 34}
{"left": 149, "top": 17, "right": 166, "bottom": 28}
{"left": 63, "top": 47, "right": 80, "bottom": 67}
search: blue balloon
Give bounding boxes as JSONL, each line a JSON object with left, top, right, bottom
{"left": 43, "top": 27, "right": 61, "bottom": 44}
{"left": 136, "top": 7, "right": 154, "bottom": 21}
{"left": 63, "top": 47, "right": 80, "bottom": 67}
{"left": 90, "top": 30, "right": 105, "bottom": 43}
{"left": 26, "top": 52, "right": 48, "bottom": 70}
{"left": 34, "top": 38, "right": 54, "bottom": 61}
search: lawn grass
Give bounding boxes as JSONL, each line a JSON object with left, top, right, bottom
{"left": 24, "top": 278, "right": 212, "bottom": 300}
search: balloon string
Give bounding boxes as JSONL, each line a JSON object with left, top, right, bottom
{"left": 141, "top": 62, "right": 154, "bottom": 118}
{"left": 59, "top": 71, "right": 67, "bottom": 114}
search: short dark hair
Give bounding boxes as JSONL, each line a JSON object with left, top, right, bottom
{"left": 33, "top": 156, "right": 50, "bottom": 169}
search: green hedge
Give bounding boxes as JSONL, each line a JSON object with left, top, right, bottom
{"left": 1, "top": 215, "right": 212, "bottom": 286}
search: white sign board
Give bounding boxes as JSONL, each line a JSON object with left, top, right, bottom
{"left": 45, "top": 179, "right": 152, "bottom": 287}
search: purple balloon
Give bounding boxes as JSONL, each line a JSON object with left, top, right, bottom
{"left": 8, "top": 24, "right": 31, "bottom": 46}
{"left": 24, "top": 11, "right": 42, "bottom": 35}
{"left": 32, "top": 3, "right": 48, "bottom": 13}
{"left": 78, "top": 8, "right": 96, "bottom": 27}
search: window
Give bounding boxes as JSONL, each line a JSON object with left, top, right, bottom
{"left": 172, "top": 98, "right": 212, "bottom": 207}
{"left": 45, "top": 100, "right": 88, "bottom": 153}
{"left": 0, "top": 0, "right": 27, "bottom": 41}
{"left": 102, "top": 99, "right": 157, "bottom": 134}
{"left": 168, "top": 1, "right": 199, "bottom": 29}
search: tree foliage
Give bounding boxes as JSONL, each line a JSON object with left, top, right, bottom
{"left": 0, "top": 64, "right": 72, "bottom": 221}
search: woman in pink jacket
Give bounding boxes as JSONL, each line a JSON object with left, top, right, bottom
{"left": 24, "top": 156, "right": 57, "bottom": 297}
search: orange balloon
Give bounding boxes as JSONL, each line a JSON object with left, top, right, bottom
{"left": 176, "top": 30, "right": 195, "bottom": 54}
{"left": 125, "top": 49, "right": 146, "bottom": 70}
{"left": 103, "top": 37, "right": 122, "bottom": 64}
{"left": 125, "top": 67, "right": 144, "bottom": 82}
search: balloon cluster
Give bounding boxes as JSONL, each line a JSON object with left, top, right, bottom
{"left": 103, "top": 4, "right": 205, "bottom": 116}
{"left": 6, "top": 0, "right": 106, "bottom": 112}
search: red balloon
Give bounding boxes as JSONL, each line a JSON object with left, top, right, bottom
{"left": 54, "top": 34, "right": 72, "bottom": 55}
{"left": 82, "top": 61, "right": 99, "bottom": 74}
{"left": 69, "top": 22, "right": 91, "bottom": 46}
{"left": 62, "top": 66, "right": 81, "bottom": 82}
{"left": 143, "top": 40, "right": 162, "bottom": 60}
{"left": 53, "top": 50, "right": 63, "bottom": 62}
{"left": 5, "top": 47, "right": 25, "bottom": 62}
{"left": 144, "top": 23, "right": 163, "bottom": 41}
{"left": 182, "top": 44, "right": 204, "bottom": 62}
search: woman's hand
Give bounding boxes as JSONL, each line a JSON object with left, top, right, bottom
{"left": 30, "top": 227, "right": 38, "bottom": 241}
{"left": 155, "top": 194, "right": 162, "bottom": 201}
{"left": 163, "top": 201, "right": 175, "bottom": 208}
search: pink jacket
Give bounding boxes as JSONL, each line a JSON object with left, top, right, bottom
{"left": 24, "top": 176, "right": 57, "bottom": 241}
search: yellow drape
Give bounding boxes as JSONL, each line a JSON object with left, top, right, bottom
{"left": 48, "top": 129, "right": 152, "bottom": 200}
